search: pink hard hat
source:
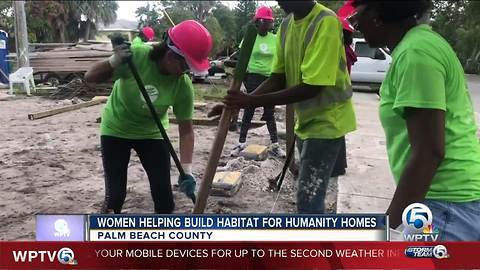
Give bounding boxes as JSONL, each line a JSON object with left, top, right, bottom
{"left": 254, "top": 6, "right": 274, "bottom": 21}
{"left": 141, "top": 26, "right": 155, "bottom": 41}
{"left": 337, "top": 0, "right": 356, "bottom": 19}
{"left": 167, "top": 20, "right": 213, "bottom": 73}
{"left": 340, "top": 17, "right": 355, "bottom": 32}
{"left": 337, "top": 0, "right": 356, "bottom": 32}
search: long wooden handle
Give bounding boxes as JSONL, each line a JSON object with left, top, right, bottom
{"left": 193, "top": 24, "right": 258, "bottom": 214}
{"left": 28, "top": 97, "right": 108, "bottom": 120}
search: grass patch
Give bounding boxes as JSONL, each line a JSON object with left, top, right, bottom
{"left": 194, "top": 82, "right": 228, "bottom": 101}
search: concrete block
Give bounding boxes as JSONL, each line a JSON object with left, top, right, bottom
{"left": 240, "top": 144, "right": 268, "bottom": 161}
{"left": 210, "top": 171, "right": 242, "bottom": 197}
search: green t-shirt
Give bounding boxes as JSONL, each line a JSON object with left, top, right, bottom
{"left": 101, "top": 45, "right": 194, "bottom": 139}
{"left": 131, "top": 36, "right": 144, "bottom": 47}
{"left": 271, "top": 3, "right": 356, "bottom": 139}
{"left": 379, "top": 24, "right": 480, "bottom": 202}
{"left": 242, "top": 32, "right": 277, "bottom": 77}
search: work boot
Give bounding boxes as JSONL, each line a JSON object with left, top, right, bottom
{"left": 230, "top": 142, "right": 246, "bottom": 157}
{"left": 269, "top": 142, "right": 286, "bottom": 158}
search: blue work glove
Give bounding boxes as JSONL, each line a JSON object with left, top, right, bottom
{"left": 178, "top": 173, "right": 196, "bottom": 199}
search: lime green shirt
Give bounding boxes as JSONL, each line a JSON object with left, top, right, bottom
{"left": 243, "top": 32, "right": 277, "bottom": 77}
{"left": 101, "top": 45, "right": 194, "bottom": 139}
{"left": 379, "top": 24, "right": 480, "bottom": 202}
{"left": 131, "top": 36, "right": 144, "bottom": 47}
{"left": 272, "top": 3, "right": 356, "bottom": 139}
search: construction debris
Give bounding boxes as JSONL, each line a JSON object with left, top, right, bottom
{"left": 9, "top": 43, "right": 112, "bottom": 74}
{"left": 210, "top": 171, "right": 243, "bottom": 197}
{"left": 28, "top": 96, "right": 108, "bottom": 120}
{"left": 240, "top": 144, "right": 268, "bottom": 161}
{"left": 48, "top": 79, "right": 112, "bottom": 100}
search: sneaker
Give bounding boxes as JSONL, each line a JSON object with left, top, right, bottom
{"left": 230, "top": 142, "right": 246, "bottom": 157}
{"left": 269, "top": 142, "right": 286, "bottom": 158}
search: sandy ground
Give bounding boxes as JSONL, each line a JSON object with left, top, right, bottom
{"left": 0, "top": 89, "right": 338, "bottom": 240}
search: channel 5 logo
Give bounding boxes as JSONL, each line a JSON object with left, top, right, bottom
{"left": 12, "top": 247, "right": 77, "bottom": 265}
{"left": 57, "top": 247, "right": 77, "bottom": 265}
{"left": 405, "top": 245, "right": 449, "bottom": 259}
{"left": 402, "top": 203, "right": 439, "bottom": 241}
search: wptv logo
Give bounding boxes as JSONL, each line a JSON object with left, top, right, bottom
{"left": 402, "top": 203, "right": 439, "bottom": 241}
{"left": 12, "top": 247, "right": 78, "bottom": 265}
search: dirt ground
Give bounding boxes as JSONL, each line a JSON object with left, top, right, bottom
{"left": 0, "top": 85, "right": 334, "bottom": 240}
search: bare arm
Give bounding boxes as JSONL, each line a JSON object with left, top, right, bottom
{"left": 387, "top": 108, "right": 445, "bottom": 228}
{"left": 178, "top": 120, "right": 194, "bottom": 165}
{"left": 85, "top": 43, "right": 131, "bottom": 84}
{"left": 84, "top": 60, "right": 114, "bottom": 83}
{"left": 249, "top": 73, "right": 286, "bottom": 96}
{"left": 224, "top": 82, "right": 322, "bottom": 108}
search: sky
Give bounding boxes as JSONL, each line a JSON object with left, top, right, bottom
{"left": 116, "top": 1, "right": 278, "bottom": 21}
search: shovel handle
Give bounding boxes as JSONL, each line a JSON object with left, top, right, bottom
{"left": 193, "top": 24, "right": 258, "bottom": 214}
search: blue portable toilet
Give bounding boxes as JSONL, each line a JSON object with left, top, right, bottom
{"left": 0, "top": 30, "right": 9, "bottom": 84}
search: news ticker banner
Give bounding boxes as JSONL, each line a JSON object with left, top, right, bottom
{"left": 35, "top": 214, "right": 388, "bottom": 242}
{"left": 0, "top": 242, "right": 478, "bottom": 269}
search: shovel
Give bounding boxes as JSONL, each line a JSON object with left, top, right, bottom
{"left": 274, "top": 135, "right": 296, "bottom": 192}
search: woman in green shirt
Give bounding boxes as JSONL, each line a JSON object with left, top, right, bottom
{"left": 230, "top": 6, "right": 285, "bottom": 158}
{"left": 85, "top": 20, "right": 212, "bottom": 214}
{"left": 350, "top": 0, "right": 480, "bottom": 240}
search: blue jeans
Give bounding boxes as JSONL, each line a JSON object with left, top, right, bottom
{"left": 296, "top": 137, "right": 343, "bottom": 213}
{"left": 424, "top": 199, "right": 480, "bottom": 241}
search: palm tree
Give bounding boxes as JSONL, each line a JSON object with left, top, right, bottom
{"left": 69, "top": 1, "right": 118, "bottom": 41}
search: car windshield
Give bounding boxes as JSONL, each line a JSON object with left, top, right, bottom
{"left": 355, "top": 42, "right": 377, "bottom": 58}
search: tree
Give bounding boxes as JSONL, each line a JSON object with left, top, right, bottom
{"left": 0, "top": 1, "right": 14, "bottom": 34}
{"left": 74, "top": 1, "right": 118, "bottom": 41}
{"left": 136, "top": 2, "right": 195, "bottom": 39}
{"left": 174, "top": 1, "right": 218, "bottom": 23}
{"left": 234, "top": 0, "right": 257, "bottom": 43}
{"left": 212, "top": 3, "right": 237, "bottom": 54}
{"left": 11, "top": 0, "right": 119, "bottom": 43}
{"left": 431, "top": 0, "right": 480, "bottom": 73}
{"left": 136, "top": 3, "right": 164, "bottom": 36}
{"left": 26, "top": 1, "right": 70, "bottom": 42}
{"left": 271, "top": 5, "right": 285, "bottom": 34}
{"left": 204, "top": 16, "right": 224, "bottom": 55}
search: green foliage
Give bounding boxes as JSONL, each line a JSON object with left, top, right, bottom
{"left": 271, "top": 5, "right": 285, "bottom": 34}
{"left": 74, "top": 1, "right": 118, "bottom": 40}
{"left": 1, "top": 1, "right": 118, "bottom": 43}
{"left": 136, "top": 3, "right": 164, "bottom": 38}
{"left": 173, "top": 1, "right": 218, "bottom": 23}
{"left": 234, "top": 0, "right": 257, "bottom": 43}
{"left": 212, "top": 3, "right": 236, "bottom": 50}
{"left": 0, "top": 1, "right": 13, "bottom": 34}
{"left": 204, "top": 16, "right": 224, "bottom": 55}
{"left": 431, "top": 0, "right": 480, "bottom": 73}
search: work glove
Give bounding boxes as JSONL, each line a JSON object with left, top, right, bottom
{"left": 108, "top": 43, "right": 132, "bottom": 68}
{"left": 207, "top": 103, "right": 225, "bottom": 118}
{"left": 178, "top": 173, "right": 196, "bottom": 203}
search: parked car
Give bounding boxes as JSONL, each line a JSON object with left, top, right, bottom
{"left": 191, "top": 57, "right": 229, "bottom": 83}
{"left": 350, "top": 38, "right": 392, "bottom": 86}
